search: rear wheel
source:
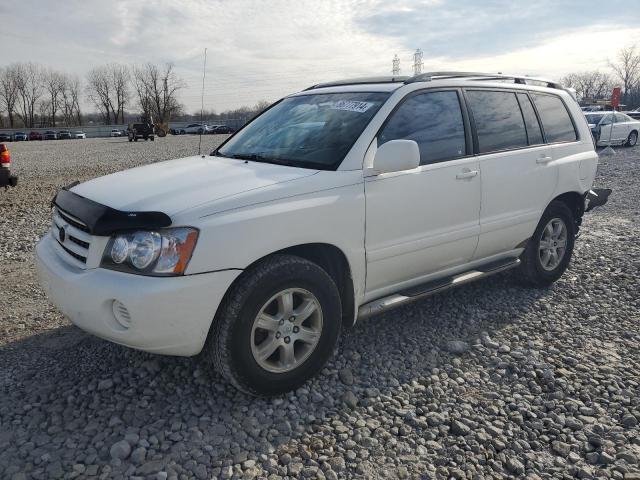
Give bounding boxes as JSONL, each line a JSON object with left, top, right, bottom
{"left": 518, "top": 201, "right": 575, "bottom": 286}
{"left": 205, "top": 254, "right": 342, "bottom": 396}
{"left": 625, "top": 131, "right": 638, "bottom": 147}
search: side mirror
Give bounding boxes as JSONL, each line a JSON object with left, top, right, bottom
{"left": 371, "top": 139, "right": 420, "bottom": 174}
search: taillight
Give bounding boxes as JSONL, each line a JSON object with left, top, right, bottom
{"left": 0, "top": 144, "right": 10, "bottom": 168}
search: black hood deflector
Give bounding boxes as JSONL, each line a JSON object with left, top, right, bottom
{"left": 53, "top": 188, "right": 172, "bottom": 236}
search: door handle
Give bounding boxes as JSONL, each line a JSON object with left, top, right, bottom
{"left": 536, "top": 156, "right": 553, "bottom": 164}
{"left": 456, "top": 169, "right": 478, "bottom": 180}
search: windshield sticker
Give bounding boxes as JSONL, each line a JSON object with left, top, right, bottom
{"left": 330, "top": 100, "right": 374, "bottom": 113}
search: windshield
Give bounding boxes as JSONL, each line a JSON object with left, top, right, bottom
{"left": 216, "top": 92, "right": 390, "bottom": 170}
{"left": 585, "top": 113, "right": 608, "bottom": 124}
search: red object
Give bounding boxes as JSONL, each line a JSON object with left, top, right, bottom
{"left": 611, "top": 87, "right": 621, "bottom": 108}
{"left": 0, "top": 144, "right": 10, "bottom": 167}
{"left": 29, "top": 131, "right": 43, "bottom": 141}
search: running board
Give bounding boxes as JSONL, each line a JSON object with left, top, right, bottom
{"left": 357, "top": 258, "right": 521, "bottom": 320}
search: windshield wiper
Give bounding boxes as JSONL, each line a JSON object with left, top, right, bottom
{"left": 228, "top": 153, "right": 269, "bottom": 162}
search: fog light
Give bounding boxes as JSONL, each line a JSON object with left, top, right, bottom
{"left": 112, "top": 300, "right": 132, "bottom": 330}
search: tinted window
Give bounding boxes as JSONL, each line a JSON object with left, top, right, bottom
{"left": 218, "top": 92, "right": 389, "bottom": 170}
{"left": 466, "top": 90, "right": 528, "bottom": 153}
{"left": 379, "top": 91, "right": 466, "bottom": 165}
{"left": 516, "top": 93, "right": 544, "bottom": 145}
{"left": 531, "top": 94, "right": 577, "bottom": 143}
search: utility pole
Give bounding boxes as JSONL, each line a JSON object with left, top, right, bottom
{"left": 413, "top": 49, "right": 424, "bottom": 75}
{"left": 392, "top": 54, "right": 400, "bottom": 76}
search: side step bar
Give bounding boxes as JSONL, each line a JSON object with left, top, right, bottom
{"left": 357, "top": 258, "right": 521, "bottom": 320}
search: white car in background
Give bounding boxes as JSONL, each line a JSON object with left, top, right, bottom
{"left": 182, "top": 123, "right": 212, "bottom": 134}
{"left": 74, "top": 131, "right": 86, "bottom": 139}
{"left": 110, "top": 129, "right": 122, "bottom": 137}
{"left": 584, "top": 111, "right": 639, "bottom": 147}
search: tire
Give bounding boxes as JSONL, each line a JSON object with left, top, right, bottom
{"left": 625, "top": 130, "right": 638, "bottom": 147}
{"left": 518, "top": 201, "right": 575, "bottom": 287}
{"left": 205, "top": 254, "right": 342, "bottom": 396}
{"left": 128, "top": 138, "right": 132, "bottom": 142}
{"left": 150, "top": 136, "right": 155, "bottom": 141}
{"left": 134, "top": 137, "right": 138, "bottom": 142}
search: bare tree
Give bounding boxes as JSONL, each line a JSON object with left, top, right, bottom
{"left": 14, "top": 63, "right": 44, "bottom": 128}
{"left": 108, "top": 64, "right": 130, "bottom": 123}
{"left": 0, "top": 65, "right": 20, "bottom": 127}
{"left": 561, "top": 71, "right": 614, "bottom": 102}
{"left": 60, "top": 74, "right": 82, "bottom": 126}
{"left": 86, "top": 66, "right": 114, "bottom": 124}
{"left": 133, "top": 63, "right": 185, "bottom": 124}
{"left": 609, "top": 45, "right": 640, "bottom": 103}
{"left": 43, "top": 68, "right": 65, "bottom": 127}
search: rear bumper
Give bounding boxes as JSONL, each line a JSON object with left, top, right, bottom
{"left": 0, "top": 168, "right": 17, "bottom": 187}
{"left": 585, "top": 188, "right": 611, "bottom": 212}
{"left": 36, "top": 233, "right": 241, "bottom": 356}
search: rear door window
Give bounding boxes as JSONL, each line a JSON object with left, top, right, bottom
{"left": 465, "top": 90, "right": 528, "bottom": 153}
{"left": 516, "top": 93, "right": 544, "bottom": 145}
{"left": 379, "top": 90, "right": 466, "bottom": 165}
{"left": 531, "top": 93, "right": 577, "bottom": 143}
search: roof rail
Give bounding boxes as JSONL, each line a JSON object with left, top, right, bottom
{"left": 305, "top": 76, "right": 410, "bottom": 91}
{"left": 405, "top": 71, "right": 562, "bottom": 90}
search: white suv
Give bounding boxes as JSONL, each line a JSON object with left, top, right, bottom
{"left": 36, "top": 72, "right": 610, "bottom": 395}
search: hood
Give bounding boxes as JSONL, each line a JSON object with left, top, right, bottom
{"left": 71, "top": 155, "right": 318, "bottom": 216}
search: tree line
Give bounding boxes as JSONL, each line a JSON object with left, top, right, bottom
{"left": 561, "top": 44, "right": 640, "bottom": 108}
{"left": 0, "top": 62, "right": 187, "bottom": 129}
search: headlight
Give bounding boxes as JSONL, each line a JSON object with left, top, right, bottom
{"left": 101, "top": 227, "right": 199, "bottom": 276}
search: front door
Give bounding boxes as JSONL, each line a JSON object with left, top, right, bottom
{"left": 364, "top": 90, "right": 480, "bottom": 298}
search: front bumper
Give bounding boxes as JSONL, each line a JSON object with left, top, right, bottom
{"left": 36, "top": 233, "right": 241, "bottom": 356}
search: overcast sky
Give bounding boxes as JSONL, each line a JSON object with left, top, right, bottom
{"left": 1, "top": 0, "right": 639, "bottom": 113}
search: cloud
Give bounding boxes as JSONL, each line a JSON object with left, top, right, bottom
{"left": 0, "top": 0, "right": 638, "bottom": 112}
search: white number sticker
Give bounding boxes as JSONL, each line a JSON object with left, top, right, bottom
{"left": 330, "top": 100, "right": 373, "bottom": 113}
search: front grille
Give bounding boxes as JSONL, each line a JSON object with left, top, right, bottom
{"left": 57, "top": 209, "right": 90, "bottom": 233}
{"left": 68, "top": 235, "right": 90, "bottom": 249}
{"left": 51, "top": 207, "right": 94, "bottom": 268}
{"left": 56, "top": 239, "right": 87, "bottom": 263}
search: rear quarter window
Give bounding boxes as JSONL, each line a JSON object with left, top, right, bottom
{"left": 531, "top": 93, "right": 577, "bottom": 143}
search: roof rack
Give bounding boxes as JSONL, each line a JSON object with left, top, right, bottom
{"left": 404, "top": 71, "right": 562, "bottom": 89}
{"left": 305, "top": 76, "right": 409, "bottom": 91}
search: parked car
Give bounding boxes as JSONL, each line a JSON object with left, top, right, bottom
{"left": 0, "top": 143, "right": 18, "bottom": 188}
{"left": 0, "top": 133, "right": 11, "bottom": 142}
{"left": 43, "top": 131, "right": 57, "bottom": 140}
{"left": 127, "top": 122, "right": 155, "bottom": 142}
{"left": 74, "top": 131, "right": 86, "bottom": 139}
{"left": 584, "top": 111, "right": 640, "bottom": 147}
{"left": 110, "top": 129, "right": 122, "bottom": 137}
{"left": 211, "top": 125, "right": 234, "bottom": 134}
{"left": 182, "top": 123, "right": 212, "bottom": 134}
{"left": 29, "top": 131, "right": 43, "bottom": 141}
{"left": 36, "top": 72, "right": 610, "bottom": 395}
{"left": 624, "top": 107, "right": 640, "bottom": 120}
{"left": 13, "top": 132, "right": 28, "bottom": 141}
{"left": 58, "top": 130, "right": 72, "bottom": 140}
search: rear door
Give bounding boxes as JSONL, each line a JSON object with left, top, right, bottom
{"left": 466, "top": 89, "right": 558, "bottom": 260}
{"left": 364, "top": 90, "right": 480, "bottom": 297}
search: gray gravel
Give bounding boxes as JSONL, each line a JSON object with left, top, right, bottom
{"left": 1, "top": 137, "right": 639, "bottom": 479}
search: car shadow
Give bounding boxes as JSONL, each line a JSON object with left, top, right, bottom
{"left": 0, "top": 269, "right": 555, "bottom": 477}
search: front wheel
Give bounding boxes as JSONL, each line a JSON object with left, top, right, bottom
{"left": 625, "top": 131, "right": 638, "bottom": 147}
{"left": 518, "top": 201, "right": 575, "bottom": 286}
{"left": 205, "top": 254, "right": 342, "bottom": 396}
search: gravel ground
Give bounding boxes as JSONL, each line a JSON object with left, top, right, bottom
{"left": 0, "top": 137, "right": 639, "bottom": 480}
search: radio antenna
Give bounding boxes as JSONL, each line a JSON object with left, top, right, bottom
{"left": 198, "top": 47, "right": 207, "bottom": 156}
